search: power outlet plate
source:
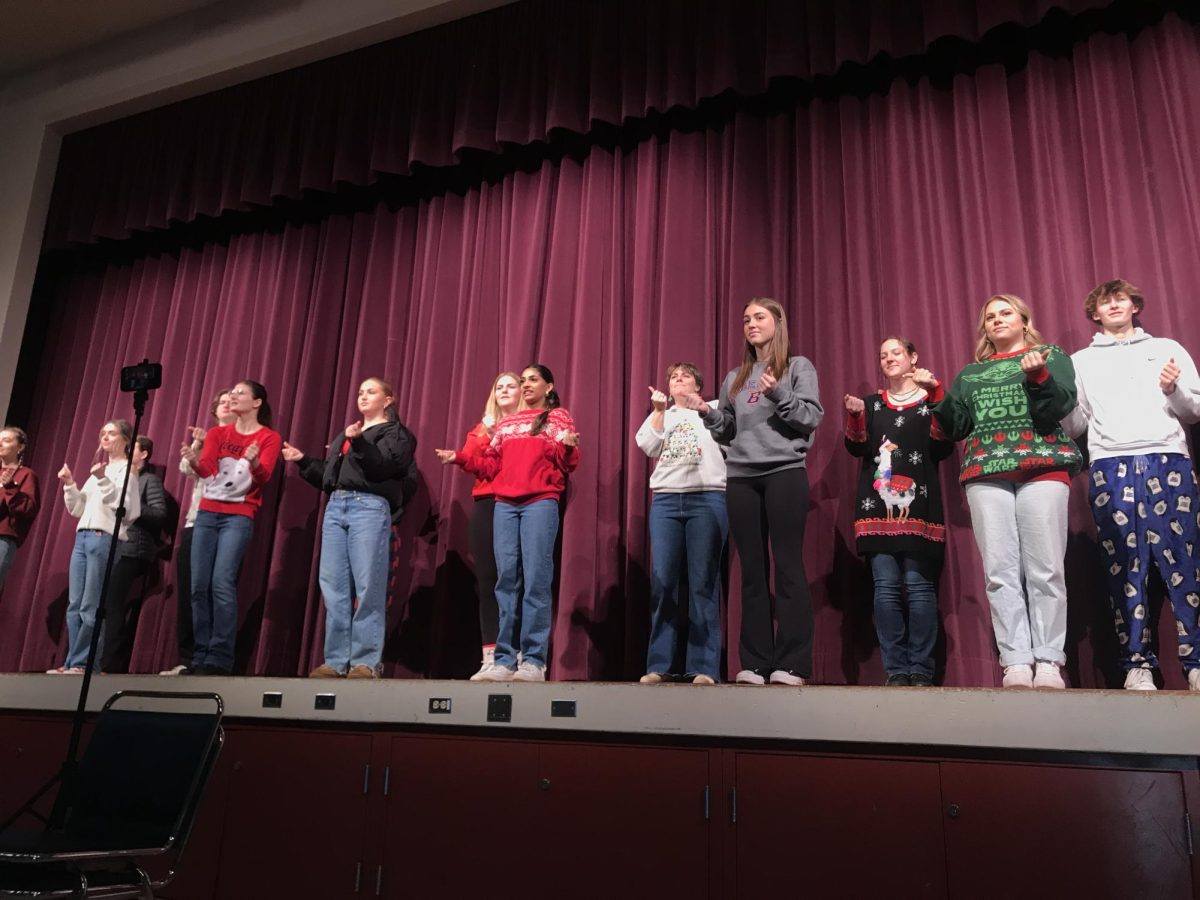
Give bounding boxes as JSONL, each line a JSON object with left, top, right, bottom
{"left": 314, "top": 693, "right": 336, "bottom": 711}
{"left": 261, "top": 692, "right": 283, "bottom": 709}
{"left": 550, "top": 700, "right": 576, "bottom": 718}
{"left": 487, "top": 694, "right": 512, "bottom": 722}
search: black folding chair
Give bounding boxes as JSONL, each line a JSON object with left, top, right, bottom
{"left": 0, "top": 691, "right": 224, "bottom": 899}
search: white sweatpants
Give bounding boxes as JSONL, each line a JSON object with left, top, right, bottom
{"left": 965, "top": 479, "right": 1070, "bottom": 667}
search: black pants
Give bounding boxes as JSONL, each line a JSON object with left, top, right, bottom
{"left": 101, "top": 555, "right": 156, "bottom": 673}
{"left": 469, "top": 497, "right": 499, "bottom": 645}
{"left": 175, "top": 526, "right": 195, "bottom": 665}
{"left": 725, "top": 467, "right": 813, "bottom": 676}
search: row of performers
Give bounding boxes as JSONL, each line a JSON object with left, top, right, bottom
{"left": 0, "top": 278, "right": 1195, "bottom": 689}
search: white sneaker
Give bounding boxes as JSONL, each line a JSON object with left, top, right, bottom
{"left": 159, "top": 664, "right": 187, "bottom": 676}
{"left": 768, "top": 670, "right": 805, "bottom": 686}
{"left": 469, "top": 646, "right": 497, "bottom": 682}
{"left": 1188, "top": 668, "right": 1200, "bottom": 692}
{"left": 639, "top": 673, "right": 666, "bottom": 684}
{"left": 734, "top": 669, "right": 765, "bottom": 685}
{"left": 513, "top": 661, "right": 546, "bottom": 682}
{"left": 1032, "top": 661, "right": 1065, "bottom": 689}
{"left": 1123, "top": 667, "right": 1156, "bottom": 691}
{"left": 1001, "top": 664, "right": 1033, "bottom": 688}
{"left": 477, "top": 664, "right": 516, "bottom": 683}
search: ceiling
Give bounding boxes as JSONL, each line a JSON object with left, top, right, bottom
{"left": 0, "top": 0, "right": 230, "bottom": 78}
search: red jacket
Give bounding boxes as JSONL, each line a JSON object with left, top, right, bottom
{"left": 0, "top": 466, "right": 40, "bottom": 546}
{"left": 455, "top": 408, "right": 579, "bottom": 505}
{"left": 458, "top": 423, "right": 496, "bottom": 499}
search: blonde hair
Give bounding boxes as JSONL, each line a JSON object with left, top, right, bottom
{"left": 730, "top": 298, "right": 791, "bottom": 397}
{"left": 483, "top": 371, "right": 524, "bottom": 423}
{"left": 974, "top": 294, "right": 1047, "bottom": 362}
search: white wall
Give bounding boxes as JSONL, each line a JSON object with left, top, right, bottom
{"left": 0, "top": 0, "right": 512, "bottom": 419}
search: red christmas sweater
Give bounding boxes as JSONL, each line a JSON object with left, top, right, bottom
{"left": 194, "top": 423, "right": 281, "bottom": 517}
{"left": 454, "top": 408, "right": 579, "bottom": 505}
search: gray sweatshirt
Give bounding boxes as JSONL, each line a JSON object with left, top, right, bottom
{"left": 703, "top": 357, "right": 823, "bottom": 477}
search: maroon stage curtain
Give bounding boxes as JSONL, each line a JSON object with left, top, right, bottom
{"left": 42, "top": 0, "right": 1135, "bottom": 248}
{"left": 5, "top": 14, "right": 1200, "bottom": 687}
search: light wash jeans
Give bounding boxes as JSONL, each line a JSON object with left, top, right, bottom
{"left": 493, "top": 499, "right": 560, "bottom": 670}
{"left": 965, "top": 479, "right": 1069, "bottom": 667}
{"left": 0, "top": 535, "right": 18, "bottom": 592}
{"left": 64, "top": 530, "right": 113, "bottom": 669}
{"left": 318, "top": 491, "right": 392, "bottom": 671}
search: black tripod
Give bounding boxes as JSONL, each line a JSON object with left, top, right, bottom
{"left": 0, "top": 365, "right": 158, "bottom": 835}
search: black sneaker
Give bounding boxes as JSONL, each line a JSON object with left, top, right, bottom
{"left": 908, "top": 673, "right": 933, "bottom": 687}
{"left": 885, "top": 673, "right": 911, "bottom": 686}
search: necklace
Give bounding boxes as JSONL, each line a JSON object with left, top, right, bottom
{"left": 887, "top": 385, "right": 922, "bottom": 403}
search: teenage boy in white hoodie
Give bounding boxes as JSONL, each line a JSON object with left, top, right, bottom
{"left": 1063, "top": 279, "right": 1200, "bottom": 691}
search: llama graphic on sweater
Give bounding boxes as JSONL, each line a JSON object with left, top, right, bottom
{"left": 873, "top": 436, "right": 916, "bottom": 521}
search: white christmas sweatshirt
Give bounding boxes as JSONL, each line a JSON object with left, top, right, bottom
{"left": 635, "top": 403, "right": 727, "bottom": 493}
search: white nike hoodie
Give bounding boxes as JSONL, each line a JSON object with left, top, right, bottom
{"left": 1062, "top": 328, "right": 1200, "bottom": 460}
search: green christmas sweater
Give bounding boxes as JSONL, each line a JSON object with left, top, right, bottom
{"left": 931, "top": 345, "right": 1083, "bottom": 484}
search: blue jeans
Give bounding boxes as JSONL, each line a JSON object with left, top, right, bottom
{"left": 493, "top": 499, "right": 560, "bottom": 670}
{"left": 869, "top": 552, "right": 939, "bottom": 678}
{"left": 0, "top": 535, "right": 18, "bottom": 592}
{"left": 646, "top": 491, "right": 727, "bottom": 679}
{"left": 190, "top": 510, "right": 253, "bottom": 672}
{"left": 64, "top": 530, "right": 114, "bottom": 668}
{"left": 319, "top": 491, "right": 392, "bottom": 671}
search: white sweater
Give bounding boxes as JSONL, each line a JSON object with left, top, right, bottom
{"left": 62, "top": 460, "right": 141, "bottom": 540}
{"left": 635, "top": 404, "right": 727, "bottom": 493}
{"left": 1062, "top": 329, "right": 1200, "bottom": 461}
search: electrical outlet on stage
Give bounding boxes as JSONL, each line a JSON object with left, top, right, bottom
{"left": 428, "top": 697, "right": 452, "bottom": 714}
{"left": 261, "top": 692, "right": 283, "bottom": 709}
{"left": 550, "top": 700, "right": 576, "bottom": 718}
{"left": 314, "top": 693, "right": 336, "bottom": 710}
{"left": 487, "top": 694, "right": 512, "bottom": 722}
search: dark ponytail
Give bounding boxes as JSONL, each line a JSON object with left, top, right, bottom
{"left": 240, "top": 380, "right": 273, "bottom": 429}
{"left": 526, "top": 364, "right": 560, "bottom": 436}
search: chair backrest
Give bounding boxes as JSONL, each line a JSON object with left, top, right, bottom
{"left": 61, "top": 692, "right": 222, "bottom": 853}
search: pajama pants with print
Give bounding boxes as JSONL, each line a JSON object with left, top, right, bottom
{"left": 1088, "top": 453, "right": 1200, "bottom": 672}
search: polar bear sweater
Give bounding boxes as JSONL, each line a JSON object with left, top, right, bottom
{"left": 194, "top": 423, "right": 281, "bottom": 517}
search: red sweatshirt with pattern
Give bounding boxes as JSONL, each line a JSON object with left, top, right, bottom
{"left": 454, "top": 408, "right": 579, "bottom": 505}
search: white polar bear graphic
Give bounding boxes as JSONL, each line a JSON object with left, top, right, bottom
{"left": 203, "top": 457, "right": 254, "bottom": 503}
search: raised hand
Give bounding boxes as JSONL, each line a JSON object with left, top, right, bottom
{"left": 58, "top": 463, "right": 74, "bottom": 486}
{"left": 180, "top": 442, "right": 198, "bottom": 464}
{"left": 281, "top": 441, "right": 303, "bottom": 463}
{"left": 648, "top": 386, "right": 667, "bottom": 413}
{"left": 758, "top": 367, "right": 778, "bottom": 395}
{"left": 678, "top": 392, "right": 709, "bottom": 412}
{"left": 243, "top": 441, "right": 260, "bottom": 467}
{"left": 434, "top": 449, "right": 456, "bottom": 464}
{"left": 843, "top": 394, "right": 864, "bottom": 415}
{"left": 0, "top": 464, "right": 16, "bottom": 487}
{"left": 561, "top": 431, "right": 580, "bottom": 448}
{"left": 90, "top": 459, "right": 107, "bottom": 478}
{"left": 1020, "top": 348, "right": 1050, "bottom": 377}
{"left": 482, "top": 414, "right": 496, "bottom": 436}
{"left": 345, "top": 420, "right": 364, "bottom": 439}
{"left": 189, "top": 425, "right": 206, "bottom": 443}
{"left": 912, "top": 368, "right": 938, "bottom": 390}
{"left": 1160, "top": 357, "right": 1181, "bottom": 395}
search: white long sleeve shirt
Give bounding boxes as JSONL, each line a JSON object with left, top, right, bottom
{"left": 635, "top": 404, "right": 727, "bottom": 493}
{"left": 1062, "top": 329, "right": 1200, "bottom": 461}
{"left": 62, "top": 460, "right": 140, "bottom": 540}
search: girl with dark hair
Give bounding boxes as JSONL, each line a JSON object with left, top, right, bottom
{"left": 181, "top": 380, "right": 280, "bottom": 675}
{"left": 918, "top": 295, "right": 1081, "bottom": 689}
{"left": 160, "top": 391, "right": 235, "bottom": 675}
{"left": 443, "top": 372, "right": 523, "bottom": 680}
{"left": 49, "top": 419, "right": 141, "bottom": 674}
{"left": 0, "top": 425, "right": 40, "bottom": 592}
{"left": 844, "top": 337, "right": 953, "bottom": 686}
{"left": 684, "top": 298, "right": 823, "bottom": 686}
{"left": 282, "top": 377, "right": 415, "bottom": 679}
{"left": 436, "top": 364, "right": 580, "bottom": 681}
